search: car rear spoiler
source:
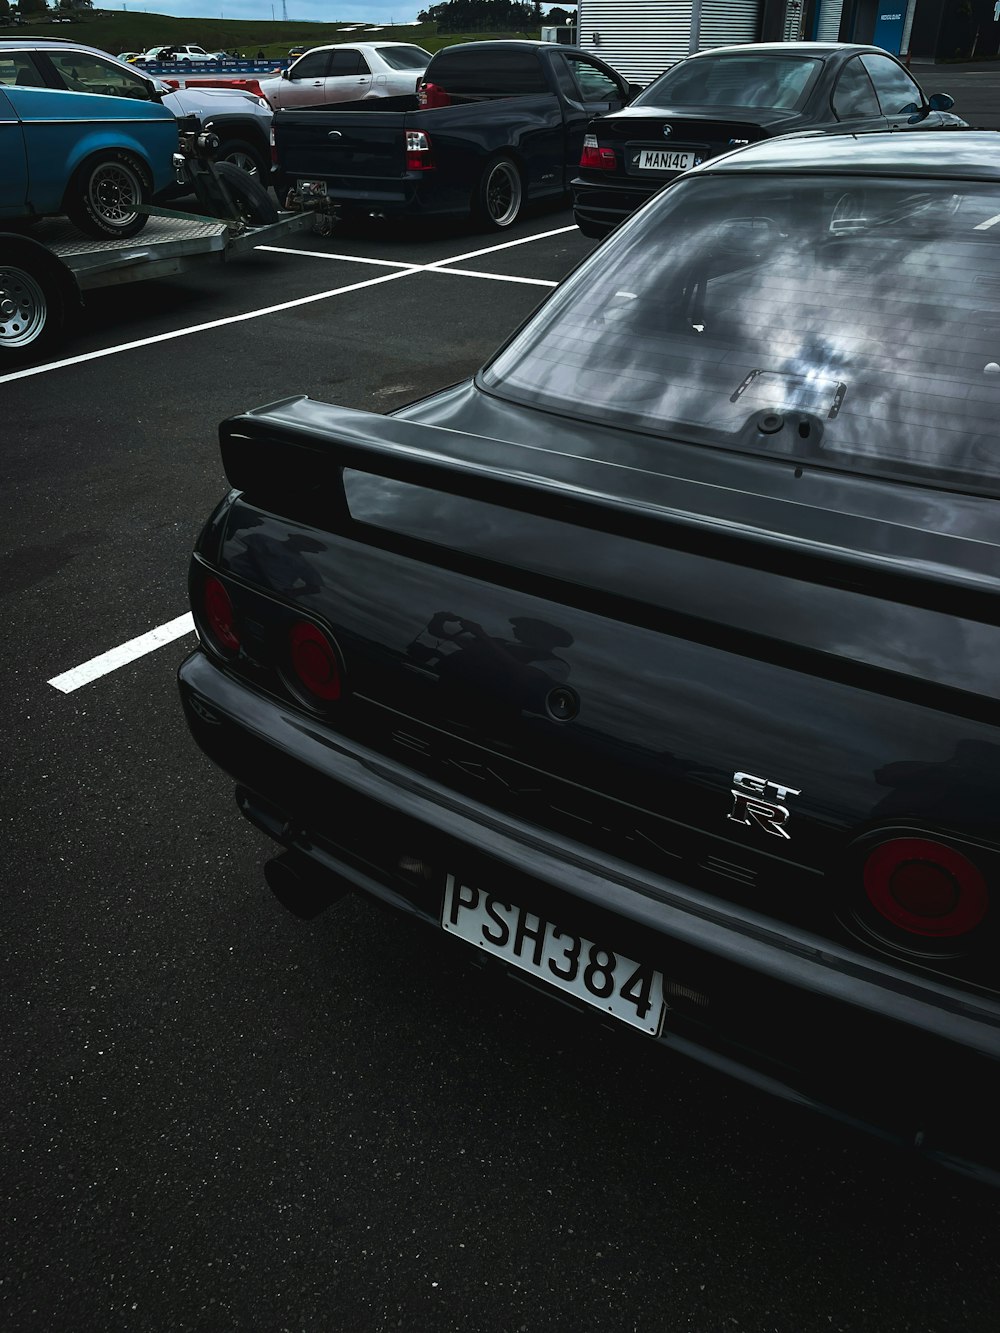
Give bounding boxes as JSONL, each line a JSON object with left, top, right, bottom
{"left": 220, "top": 396, "right": 1000, "bottom": 627}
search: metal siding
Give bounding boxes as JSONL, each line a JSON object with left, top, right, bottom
{"left": 816, "top": 0, "right": 846, "bottom": 42}
{"left": 698, "top": 0, "right": 763, "bottom": 49}
{"left": 576, "top": 0, "right": 697, "bottom": 83}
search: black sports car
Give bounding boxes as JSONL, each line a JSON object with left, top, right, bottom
{"left": 572, "top": 41, "right": 963, "bottom": 238}
{"left": 181, "top": 130, "right": 1000, "bottom": 1185}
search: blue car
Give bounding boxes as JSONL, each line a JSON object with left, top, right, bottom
{"left": 0, "top": 46, "right": 177, "bottom": 238}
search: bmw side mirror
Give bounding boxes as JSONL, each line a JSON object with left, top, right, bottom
{"left": 928, "top": 92, "right": 954, "bottom": 111}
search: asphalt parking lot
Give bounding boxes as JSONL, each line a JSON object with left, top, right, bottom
{"left": 6, "top": 79, "right": 1000, "bottom": 1333}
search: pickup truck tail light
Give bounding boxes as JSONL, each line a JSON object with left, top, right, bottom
{"left": 862, "top": 837, "right": 989, "bottom": 938}
{"left": 418, "top": 81, "right": 450, "bottom": 108}
{"left": 581, "top": 134, "right": 617, "bottom": 171}
{"left": 405, "top": 130, "right": 434, "bottom": 171}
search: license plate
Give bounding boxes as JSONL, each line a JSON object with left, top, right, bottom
{"left": 442, "top": 875, "right": 667, "bottom": 1036}
{"left": 296, "top": 179, "right": 328, "bottom": 197}
{"left": 634, "top": 149, "right": 695, "bottom": 172}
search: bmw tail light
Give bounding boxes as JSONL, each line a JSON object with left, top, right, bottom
{"left": 418, "top": 81, "right": 450, "bottom": 108}
{"left": 862, "top": 837, "right": 989, "bottom": 938}
{"left": 405, "top": 130, "right": 434, "bottom": 171}
{"left": 289, "top": 620, "right": 342, "bottom": 703}
{"left": 203, "top": 575, "right": 241, "bottom": 656}
{"left": 581, "top": 134, "right": 617, "bottom": 170}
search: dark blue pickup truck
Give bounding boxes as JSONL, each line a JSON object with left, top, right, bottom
{"left": 273, "top": 40, "right": 638, "bottom": 229}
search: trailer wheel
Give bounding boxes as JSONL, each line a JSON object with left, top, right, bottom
{"left": 0, "top": 246, "right": 66, "bottom": 364}
{"left": 472, "top": 156, "right": 523, "bottom": 230}
{"left": 64, "top": 152, "right": 151, "bottom": 240}
{"left": 215, "top": 138, "right": 267, "bottom": 182}
{"left": 212, "top": 161, "right": 279, "bottom": 226}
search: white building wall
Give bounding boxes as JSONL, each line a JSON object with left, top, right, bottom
{"left": 698, "top": 0, "right": 763, "bottom": 50}
{"left": 577, "top": 0, "right": 765, "bottom": 84}
{"left": 815, "top": 0, "right": 846, "bottom": 41}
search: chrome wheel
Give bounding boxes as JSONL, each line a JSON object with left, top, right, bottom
{"left": 88, "top": 160, "right": 144, "bottom": 229}
{"left": 0, "top": 266, "right": 47, "bottom": 349}
{"left": 484, "top": 159, "right": 521, "bottom": 228}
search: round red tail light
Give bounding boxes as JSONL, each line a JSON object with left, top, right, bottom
{"left": 203, "top": 575, "right": 240, "bottom": 655}
{"left": 863, "top": 837, "right": 988, "bottom": 938}
{"left": 289, "top": 621, "right": 341, "bottom": 702}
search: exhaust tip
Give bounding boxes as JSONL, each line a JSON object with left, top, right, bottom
{"left": 264, "top": 853, "right": 349, "bottom": 920}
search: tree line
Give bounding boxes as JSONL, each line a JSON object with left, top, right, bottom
{"left": 417, "top": 2, "right": 576, "bottom": 30}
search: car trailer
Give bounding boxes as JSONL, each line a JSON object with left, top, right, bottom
{"left": 0, "top": 207, "right": 313, "bottom": 366}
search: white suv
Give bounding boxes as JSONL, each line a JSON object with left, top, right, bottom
{"left": 143, "top": 45, "right": 216, "bottom": 63}
{"left": 260, "top": 42, "right": 430, "bottom": 109}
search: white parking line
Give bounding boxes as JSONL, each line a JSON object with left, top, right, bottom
{"left": 257, "top": 247, "right": 559, "bottom": 288}
{"left": 48, "top": 613, "right": 195, "bottom": 694}
{"left": 0, "top": 268, "right": 415, "bottom": 387}
{"left": 440, "top": 267, "right": 557, "bottom": 288}
{"left": 3, "top": 224, "right": 578, "bottom": 389}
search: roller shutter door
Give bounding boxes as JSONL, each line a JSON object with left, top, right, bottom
{"left": 815, "top": 0, "right": 846, "bottom": 41}
{"left": 697, "top": 0, "right": 764, "bottom": 49}
{"left": 576, "top": 0, "right": 696, "bottom": 84}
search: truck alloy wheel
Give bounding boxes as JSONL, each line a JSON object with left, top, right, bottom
{"left": 66, "top": 153, "right": 151, "bottom": 240}
{"left": 475, "top": 157, "right": 522, "bottom": 230}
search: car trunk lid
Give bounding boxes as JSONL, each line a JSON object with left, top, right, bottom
{"left": 215, "top": 398, "right": 1000, "bottom": 972}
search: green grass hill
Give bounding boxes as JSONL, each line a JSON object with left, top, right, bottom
{"left": 0, "top": 11, "right": 540, "bottom": 60}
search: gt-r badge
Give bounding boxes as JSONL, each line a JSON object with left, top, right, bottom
{"left": 662, "top": 123, "right": 673, "bottom": 137}
{"left": 728, "top": 771, "right": 801, "bottom": 839}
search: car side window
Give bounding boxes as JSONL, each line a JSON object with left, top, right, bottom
{"left": 860, "top": 53, "right": 923, "bottom": 115}
{"left": 290, "top": 52, "right": 330, "bottom": 79}
{"left": 832, "top": 58, "right": 880, "bottom": 120}
{"left": 328, "top": 50, "right": 364, "bottom": 76}
{"left": 0, "top": 52, "right": 48, "bottom": 88}
{"left": 46, "top": 51, "right": 151, "bottom": 99}
{"left": 563, "top": 55, "right": 625, "bottom": 106}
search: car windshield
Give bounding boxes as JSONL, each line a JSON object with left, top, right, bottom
{"left": 376, "top": 45, "right": 431, "bottom": 70}
{"left": 482, "top": 175, "right": 1000, "bottom": 496}
{"left": 635, "top": 54, "right": 821, "bottom": 110}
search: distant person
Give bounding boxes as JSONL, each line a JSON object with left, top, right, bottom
{"left": 256, "top": 48, "right": 266, "bottom": 59}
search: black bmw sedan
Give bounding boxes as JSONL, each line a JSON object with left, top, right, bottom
{"left": 572, "top": 41, "right": 963, "bottom": 238}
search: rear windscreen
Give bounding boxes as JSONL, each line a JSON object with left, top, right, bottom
{"left": 635, "top": 54, "right": 822, "bottom": 110}
{"left": 427, "top": 48, "right": 550, "bottom": 97}
{"left": 377, "top": 45, "right": 431, "bottom": 70}
{"left": 482, "top": 175, "right": 1000, "bottom": 496}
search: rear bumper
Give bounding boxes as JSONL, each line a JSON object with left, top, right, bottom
{"left": 179, "top": 649, "right": 1000, "bottom": 1186}
{"left": 571, "top": 173, "right": 667, "bottom": 234}
{"left": 271, "top": 169, "right": 467, "bottom": 218}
